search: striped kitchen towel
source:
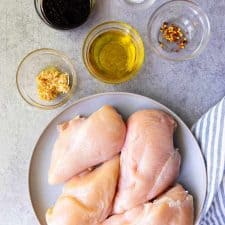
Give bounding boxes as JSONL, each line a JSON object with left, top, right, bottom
{"left": 192, "top": 97, "right": 225, "bottom": 225}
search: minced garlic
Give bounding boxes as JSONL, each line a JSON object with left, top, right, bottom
{"left": 36, "top": 66, "right": 70, "bottom": 101}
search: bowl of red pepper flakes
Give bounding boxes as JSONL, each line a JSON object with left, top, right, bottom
{"left": 147, "top": 0, "right": 210, "bottom": 61}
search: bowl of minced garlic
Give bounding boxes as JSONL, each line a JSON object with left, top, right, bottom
{"left": 16, "top": 49, "right": 77, "bottom": 109}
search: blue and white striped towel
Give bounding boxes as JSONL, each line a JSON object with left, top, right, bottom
{"left": 192, "top": 97, "right": 225, "bottom": 225}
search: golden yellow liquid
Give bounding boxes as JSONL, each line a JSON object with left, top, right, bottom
{"left": 88, "top": 30, "right": 144, "bottom": 83}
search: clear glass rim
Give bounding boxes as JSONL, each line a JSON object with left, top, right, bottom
{"left": 16, "top": 48, "right": 77, "bottom": 110}
{"left": 118, "top": 0, "right": 156, "bottom": 11}
{"left": 147, "top": 0, "right": 211, "bottom": 61}
{"left": 82, "top": 21, "right": 145, "bottom": 84}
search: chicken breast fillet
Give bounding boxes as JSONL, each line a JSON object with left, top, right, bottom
{"left": 103, "top": 184, "right": 194, "bottom": 225}
{"left": 46, "top": 156, "right": 120, "bottom": 225}
{"left": 113, "top": 110, "right": 181, "bottom": 213}
{"left": 48, "top": 105, "right": 126, "bottom": 184}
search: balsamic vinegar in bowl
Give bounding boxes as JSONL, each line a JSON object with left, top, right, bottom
{"left": 35, "top": 0, "right": 95, "bottom": 30}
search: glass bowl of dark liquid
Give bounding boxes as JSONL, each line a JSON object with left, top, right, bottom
{"left": 35, "top": 0, "right": 95, "bottom": 30}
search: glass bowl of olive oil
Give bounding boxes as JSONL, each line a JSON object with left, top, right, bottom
{"left": 83, "top": 21, "right": 145, "bottom": 84}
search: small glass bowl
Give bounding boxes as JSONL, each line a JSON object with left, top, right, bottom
{"left": 83, "top": 21, "right": 145, "bottom": 84}
{"left": 118, "top": 0, "right": 156, "bottom": 10}
{"left": 16, "top": 49, "right": 77, "bottom": 110}
{"left": 34, "top": 0, "right": 96, "bottom": 30}
{"left": 147, "top": 0, "right": 210, "bottom": 61}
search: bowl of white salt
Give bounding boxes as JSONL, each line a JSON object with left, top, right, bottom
{"left": 119, "top": 0, "right": 156, "bottom": 10}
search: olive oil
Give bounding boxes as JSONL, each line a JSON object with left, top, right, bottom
{"left": 88, "top": 30, "right": 144, "bottom": 83}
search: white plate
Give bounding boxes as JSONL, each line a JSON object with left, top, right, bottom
{"left": 29, "top": 92, "right": 207, "bottom": 225}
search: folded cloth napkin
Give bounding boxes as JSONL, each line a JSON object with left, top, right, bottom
{"left": 192, "top": 97, "right": 225, "bottom": 225}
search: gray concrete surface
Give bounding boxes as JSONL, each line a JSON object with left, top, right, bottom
{"left": 0, "top": 0, "right": 224, "bottom": 224}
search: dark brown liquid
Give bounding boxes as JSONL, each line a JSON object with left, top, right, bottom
{"left": 42, "top": 0, "right": 92, "bottom": 29}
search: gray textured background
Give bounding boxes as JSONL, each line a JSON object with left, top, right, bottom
{"left": 0, "top": 0, "right": 225, "bottom": 224}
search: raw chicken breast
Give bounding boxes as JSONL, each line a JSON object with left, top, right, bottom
{"left": 103, "top": 184, "right": 194, "bottom": 225}
{"left": 46, "top": 156, "right": 120, "bottom": 225}
{"left": 48, "top": 105, "right": 126, "bottom": 184}
{"left": 113, "top": 110, "right": 181, "bottom": 213}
